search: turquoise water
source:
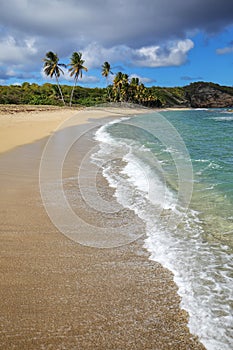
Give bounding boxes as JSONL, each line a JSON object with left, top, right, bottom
{"left": 93, "top": 109, "right": 233, "bottom": 350}
{"left": 163, "top": 110, "right": 233, "bottom": 246}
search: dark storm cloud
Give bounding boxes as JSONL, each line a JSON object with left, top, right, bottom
{"left": 1, "top": 0, "right": 233, "bottom": 47}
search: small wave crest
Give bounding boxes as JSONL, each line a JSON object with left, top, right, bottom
{"left": 211, "top": 116, "right": 233, "bottom": 121}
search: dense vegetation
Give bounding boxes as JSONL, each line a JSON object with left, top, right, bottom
{"left": 0, "top": 81, "right": 233, "bottom": 108}
{"left": 0, "top": 82, "right": 105, "bottom": 106}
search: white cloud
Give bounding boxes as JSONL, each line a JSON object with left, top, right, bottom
{"left": 12, "top": 82, "right": 22, "bottom": 86}
{"left": 0, "top": 67, "right": 38, "bottom": 82}
{"left": 0, "top": 35, "right": 37, "bottom": 65}
{"left": 181, "top": 75, "right": 203, "bottom": 81}
{"left": 216, "top": 46, "right": 233, "bottom": 55}
{"left": 82, "top": 40, "right": 194, "bottom": 69}
{"left": 40, "top": 68, "right": 48, "bottom": 81}
{"left": 82, "top": 43, "right": 132, "bottom": 69}
{"left": 129, "top": 74, "right": 155, "bottom": 84}
{"left": 5, "top": 68, "right": 16, "bottom": 77}
{"left": 133, "top": 39, "right": 194, "bottom": 67}
{"left": 25, "top": 38, "right": 37, "bottom": 54}
{"left": 79, "top": 75, "right": 100, "bottom": 85}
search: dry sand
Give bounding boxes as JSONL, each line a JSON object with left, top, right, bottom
{"left": 0, "top": 105, "right": 206, "bottom": 349}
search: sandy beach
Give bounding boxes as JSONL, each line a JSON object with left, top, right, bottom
{"left": 0, "top": 105, "right": 206, "bottom": 349}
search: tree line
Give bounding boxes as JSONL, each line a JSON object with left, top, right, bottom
{"left": 2, "top": 80, "right": 232, "bottom": 108}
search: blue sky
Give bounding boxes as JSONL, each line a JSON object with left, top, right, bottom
{"left": 1, "top": 0, "right": 233, "bottom": 88}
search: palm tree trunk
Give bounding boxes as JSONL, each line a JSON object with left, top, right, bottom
{"left": 118, "top": 85, "right": 122, "bottom": 102}
{"left": 69, "top": 78, "right": 77, "bottom": 107}
{"left": 55, "top": 74, "right": 65, "bottom": 106}
{"left": 106, "top": 77, "right": 112, "bottom": 102}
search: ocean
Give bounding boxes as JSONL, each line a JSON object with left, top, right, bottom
{"left": 92, "top": 109, "right": 233, "bottom": 350}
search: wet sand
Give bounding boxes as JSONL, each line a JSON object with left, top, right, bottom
{"left": 0, "top": 106, "right": 206, "bottom": 349}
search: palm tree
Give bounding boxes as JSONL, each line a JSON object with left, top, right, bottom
{"left": 128, "top": 77, "right": 139, "bottom": 102}
{"left": 43, "top": 51, "right": 66, "bottom": 105}
{"left": 121, "top": 73, "right": 129, "bottom": 102}
{"left": 130, "top": 77, "right": 139, "bottom": 87}
{"left": 113, "top": 72, "right": 124, "bottom": 102}
{"left": 68, "top": 52, "right": 88, "bottom": 106}
{"left": 101, "top": 61, "right": 113, "bottom": 101}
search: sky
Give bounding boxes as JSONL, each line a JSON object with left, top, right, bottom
{"left": 1, "top": 0, "right": 233, "bottom": 88}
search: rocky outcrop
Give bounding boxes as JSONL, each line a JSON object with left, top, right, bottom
{"left": 184, "top": 82, "right": 233, "bottom": 108}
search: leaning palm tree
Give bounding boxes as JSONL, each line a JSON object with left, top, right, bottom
{"left": 101, "top": 61, "right": 113, "bottom": 101}
{"left": 68, "top": 52, "right": 88, "bottom": 106}
{"left": 43, "top": 51, "right": 66, "bottom": 105}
